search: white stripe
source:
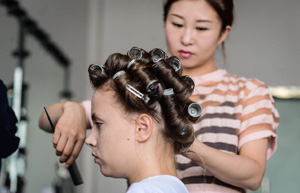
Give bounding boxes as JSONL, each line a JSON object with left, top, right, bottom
{"left": 199, "top": 118, "right": 240, "bottom": 128}
{"left": 243, "top": 99, "right": 275, "bottom": 115}
{"left": 204, "top": 94, "right": 240, "bottom": 103}
{"left": 204, "top": 105, "right": 243, "bottom": 114}
{"left": 240, "top": 114, "right": 275, "bottom": 132}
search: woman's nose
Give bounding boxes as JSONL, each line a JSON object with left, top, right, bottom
{"left": 181, "top": 28, "right": 194, "bottom": 46}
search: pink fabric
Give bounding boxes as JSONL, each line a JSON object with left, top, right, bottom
{"left": 177, "top": 69, "right": 279, "bottom": 193}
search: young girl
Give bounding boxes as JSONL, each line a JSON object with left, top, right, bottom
{"left": 85, "top": 47, "right": 201, "bottom": 192}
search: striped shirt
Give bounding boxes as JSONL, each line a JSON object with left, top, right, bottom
{"left": 176, "top": 69, "right": 279, "bottom": 193}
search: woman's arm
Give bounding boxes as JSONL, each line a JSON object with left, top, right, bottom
{"left": 39, "top": 101, "right": 90, "bottom": 166}
{"left": 183, "top": 137, "right": 268, "bottom": 190}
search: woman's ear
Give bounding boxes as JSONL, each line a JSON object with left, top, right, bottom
{"left": 218, "top": 25, "right": 231, "bottom": 45}
{"left": 135, "top": 114, "right": 153, "bottom": 143}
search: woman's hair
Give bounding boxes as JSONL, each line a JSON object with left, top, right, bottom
{"left": 88, "top": 47, "right": 201, "bottom": 153}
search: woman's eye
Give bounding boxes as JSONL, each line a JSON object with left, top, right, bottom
{"left": 196, "top": 27, "right": 208, "bottom": 31}
{"left": 172, "top": 22, "right": 183, "bottom": 28}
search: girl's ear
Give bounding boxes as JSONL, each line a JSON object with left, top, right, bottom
{"left": 135, "top": 114, "right": 153, "bottom": 142}
{"left": 218, "top": 25, "right": 231, "bottom": 45}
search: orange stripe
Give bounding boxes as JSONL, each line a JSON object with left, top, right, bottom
{"left": 239, "top": 124, "right": 274, "bottom": 139}
{"left": 241, "top": 108, "right": 273, "bottom": 121}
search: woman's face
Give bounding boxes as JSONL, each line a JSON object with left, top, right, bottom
{"left": 165, "top": 0, "right": 229, "bottom": 76}
{"left": 85, "top": 87, "right": 136, "bottom": 179}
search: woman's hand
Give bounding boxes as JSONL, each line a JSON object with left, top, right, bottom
{"left": 39, "top": 101, "right": 89, "bottom": 166}
{"left": 180, "top": 138, "right": 268, "bottom": 190}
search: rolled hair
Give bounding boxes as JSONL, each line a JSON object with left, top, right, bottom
{"left": 88, "top": 47, "right": 202, "bottom": 153}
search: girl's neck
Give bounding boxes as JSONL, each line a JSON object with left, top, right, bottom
{"left": 128, "top": 147, "right": 176, "bottom": 185}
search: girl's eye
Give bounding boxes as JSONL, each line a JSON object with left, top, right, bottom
{"left": 196, "top": 27, "right": 208, "bottom": 31}
{"left": 172, "top": 22, "right": 183, "bottom": 28}
{"left": 94, "top": 122, "right": 103, "bottom": 130}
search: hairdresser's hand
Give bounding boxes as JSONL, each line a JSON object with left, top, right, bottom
{"left": 52, "top": 102, "right": 88, "bottom": 167}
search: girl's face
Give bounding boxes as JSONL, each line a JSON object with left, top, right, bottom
{"left": 165, "top": 0, "right": 230, "bottom": 76}
{"left": 85, "top": 88, "right": 136, "bottom": 179}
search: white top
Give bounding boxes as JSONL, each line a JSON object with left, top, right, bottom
{"left": 126, "top": 175, "right": 188, "bottom": 193}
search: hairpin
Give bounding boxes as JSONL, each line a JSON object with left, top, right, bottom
{"left": 163, "top": 88, "right": 174, "bottom": 96}
{"left": 126, "top": 84, "right": 150, "bottom": 103}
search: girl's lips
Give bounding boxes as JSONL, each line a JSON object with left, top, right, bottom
{"left": 92, "top": 153, "right": 99, "bottom": 163}
{"left": 179, "top": 50, "right": 193, "bottom": 58}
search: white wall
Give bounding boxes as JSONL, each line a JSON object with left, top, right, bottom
{"left": 0, "top": 0, "right": 299, "bottom": 193}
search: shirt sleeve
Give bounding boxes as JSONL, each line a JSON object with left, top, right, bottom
{"left": 239, "top": 79, "right": 279, "bottom": 159}
{"left": 81, "top": 100, "right": 92, "bottom": 128}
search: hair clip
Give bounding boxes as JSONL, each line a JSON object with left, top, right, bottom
{"left": 126, "top": 84, "right": 150, "bottom": 103}
{"left": 113, "top": 70, "right": 125, "bottom": 80}
{"left": 163, "top": 88, "right": 174, "bottom": 96}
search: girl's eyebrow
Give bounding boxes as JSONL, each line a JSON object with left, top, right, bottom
{"left": 92, "top": 113, "right": 100, "bottom": 121}
{"left": 170, "top": 13, "right": 212, "bottom": 23}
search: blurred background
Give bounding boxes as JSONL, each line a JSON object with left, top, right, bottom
{"left": 0, "top": 0, "right": 299, "bottom": 193}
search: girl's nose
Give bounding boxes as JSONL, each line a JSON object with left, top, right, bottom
{"left": 85, "top": 128, "right": 97, "bottom": 147}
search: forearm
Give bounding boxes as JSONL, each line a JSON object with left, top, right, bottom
{"left": 184, "top": 138, "right": 268, "bottom": 190}
{"left": 39, "top": 102, "right": 65, "bottom": 133}
{"left": 38, "top": 101, "right": 91, "bottom": 132}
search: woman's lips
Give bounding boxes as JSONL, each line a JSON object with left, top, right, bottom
{"left": 179, "top": 50, "right": 193, "bottom": 58}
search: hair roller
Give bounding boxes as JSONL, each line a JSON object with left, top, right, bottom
{"left": 175, "top": 123, "right": 195, "bottom": 152}
{"left": 127, "top": 47, "right": 144, "bottom": 60}
{"left": 182, "top": 76, "right": 195, "bottom": 90}
{"left": 166, "top": 56, "right": 182, "bottom": 75}
{"left": 184, "top": 101, "right": 202, "bottom": 123}
{"left": 146, "top": 80, "right": 163, "bottom": 101}
{"left": 150, "top": 48, "right": 167, "bottom": 63}
{"left": 88, "top": 64, "right": 107, "bottom": 88}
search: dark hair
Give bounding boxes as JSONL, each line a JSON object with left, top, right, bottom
{"left": 88, "top": 47, "right": 202, "bottom": 153}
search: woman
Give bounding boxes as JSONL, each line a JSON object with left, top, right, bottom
{"left": 85, "top": 47, "right": 200, "bottom": 192}
{"left": 39, "top": 0, "right": 279, "bottom": 192}
{"left": 163, "top": 1, "right": 278, "bottom": 192}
